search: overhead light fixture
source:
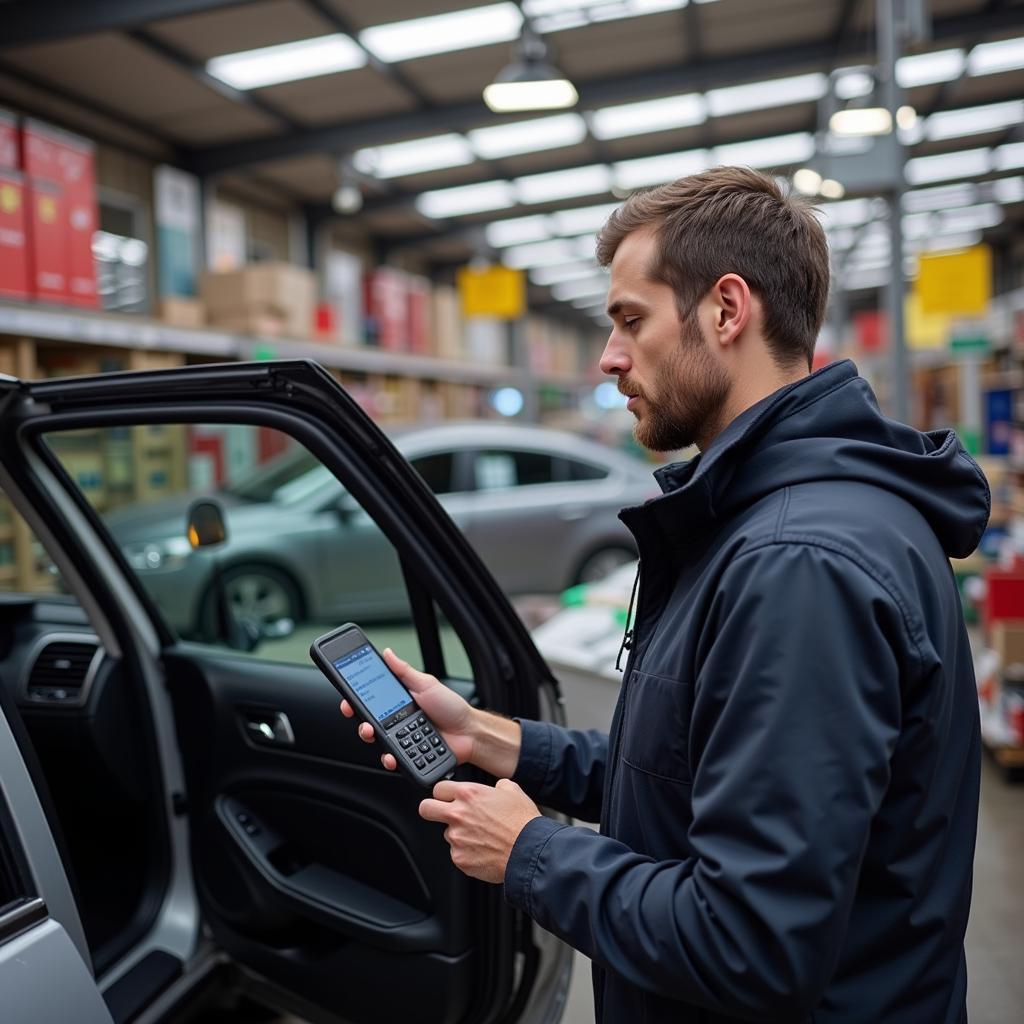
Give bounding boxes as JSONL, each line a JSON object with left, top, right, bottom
{"left": 552, "top": 276, "right": 609, "bottom": 302}
{"left": 993, "top": 177, "right": 1024, "bottom": 204}
{"left": 613, "top": 149, "right": 710, "bottom": 190}
{"left": 590, "top": 92, "right": 706, "bottom": 140}
{"left": 793, "top": 168, "right": 823, "bottom": 195}
{"left": 714, "top": 132, "right": 815, "bottom": 168}
{"left": 896, "top": 105, "right": 918, "bottom": 129}
{"left": 550, "top": 202, "right": 620, "bottom": 236}
{"left": 207, "top": 34, "right": 367, "bottom": 89}
{"left": 469, "top": 113, "right": 587, "bottom": 159}
{"left": 707, "top": 73, "right": 827, "bottom": 118}
{"left": 503, "top": 238, "right": 578, "bottom": 268}
{"left": 515, "top": 164, "right": 611, "bottom": 204}
{"left": 332, "top": 160, "right": 363, "bottom": 214}
{"left": 416, "top": 179, "right": 516, "bottom": 219}
{"left": 905, "top": 147, "right": 991, "bottom": 185}
{"left": 833, "top": 68, "right": 875, "bottom": 100}
{"left": 902, "top": 182, "right": 978, "bottom": 213}
{"left": 353, "top": 134, "right": 475, "bottom": 178}
{"left": 485, "top": 214, "right": 553, "bottom": 247}
{"left": 530, "top": 260, "right": 602, "bottom": 286}
{"left": 483, "top": 26, "right": 578, "bottom": 113}
{"left": 819, "top": 178, "right": 845, "bottom": 200}
{"left": 829, "top": 107, "right": 893, "bottom": 136}
{"left": 926, "top": 100, "right": 1024, "bottom": 142}
{"left": 994, "top": 141, "right": 1024, "bottom": 171}
{"left": 968, "top": 35, "right": 1024, "bottom": 77}
{"left": 896, "top": 48, "right": 966, "bottom": 88}
{"left": 816, "top": 197, "right": 875, "bottom": 229}
{"left": 360, "top": 4, "right": 522, "bottom": 62}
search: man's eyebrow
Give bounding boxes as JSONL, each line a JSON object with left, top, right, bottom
{"left": 606, "top": 296, "right": 645, "bottom": 317}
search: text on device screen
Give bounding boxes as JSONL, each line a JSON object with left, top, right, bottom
{"left": 334, "top": 643, "right": 412, "bottom": 722}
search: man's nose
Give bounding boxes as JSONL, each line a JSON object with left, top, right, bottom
{"left": 599, "top": 332, "right": 630, "bottom": 377}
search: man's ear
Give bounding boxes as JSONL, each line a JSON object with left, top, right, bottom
{"left": 711, "top": 274, "right": 752, "bottom": 350}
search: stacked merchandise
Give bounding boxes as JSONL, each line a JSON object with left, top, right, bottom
{"left": 200, "top": 262, "right": 315, "bottom": 338}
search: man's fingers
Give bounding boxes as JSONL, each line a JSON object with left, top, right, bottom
{"left": 383, "top": 648, "right": 432, "bottom": 693}
{"left": 419, "top": 798, "right": 457, "bottom": 824}
{"left": 380, "top": 753, "right": 397, "bottom": 771}
{"left": 339, "top": 699, "right": 354, "bottom": 718}
{"left": 358, "top": 722, "right": 375, "bottom": 744}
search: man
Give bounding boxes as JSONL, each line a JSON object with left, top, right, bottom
{"left": 342, "top": 167, "right": 987, "bottom": 1022}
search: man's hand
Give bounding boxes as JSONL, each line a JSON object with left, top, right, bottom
{"left": 339, "top": 648, "right": 477, "bottom": 771}
{"left": 419, "top": 778, "right": 541, "bottom": 884}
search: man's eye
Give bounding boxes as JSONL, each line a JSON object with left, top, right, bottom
{"left": 625, "top": 318, "right": 640, "bottom": 331}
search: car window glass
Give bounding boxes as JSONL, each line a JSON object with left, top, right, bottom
{"left": 40, "top": 424, "right": 449, "bottom": 671}
{"left": 0, "top": 487, "right": 66, "bottom": 596}
{"left": 0, "top": 793, "right": 30, "bottom": 914}
{"left": 474, "top": 450, "right": 556, "bottom": 491}
{"left": 564, "top": 458, "right": 608, "bottom": 482}
{"left": 409, "top": 452, "right": 457, "bottom": 495}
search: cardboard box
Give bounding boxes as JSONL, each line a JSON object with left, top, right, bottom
{"left": 201, "top": 262, "right": 315, "bottom": 339}
{"left": 992, "top": 622, "right": 1024, "bottom": 669}
{"left": 157, "top": 297, "right": 205, "bottom": 329}
{"left": 25, "top": 179, "right": 68, "bottom": 303}
{"left": 0, "top": 168, "right": 29, "bottom": 300}
{"left": 0, "top": 109, "right": 18, "bottom": 171}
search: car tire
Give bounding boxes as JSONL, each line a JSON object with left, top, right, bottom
{"left": 197, "top": 563, "right": 304, "bottom": 640}
{"left": 573, "top": 545, "right": 637, "bottom": 586}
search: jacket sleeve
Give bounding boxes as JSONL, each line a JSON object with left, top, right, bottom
{"left": 504, "top": 542, "right": 908, "bottom": 1020}
{"left": 512, "top": 719, "right": 608, "bottom": 823}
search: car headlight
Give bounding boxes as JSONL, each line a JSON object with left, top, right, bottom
{"left": 123, "top": 536, "right": 194, "bottom": 571}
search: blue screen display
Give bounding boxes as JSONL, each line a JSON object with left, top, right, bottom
{"left": 334, "top": 643, "right": 412, "bottom": 723}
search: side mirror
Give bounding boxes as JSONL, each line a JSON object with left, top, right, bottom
{"left": 187, "top": 499, "right": 228, "bottom": 549}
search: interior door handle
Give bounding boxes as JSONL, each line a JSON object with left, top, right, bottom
{"left": 241, "top": 710, "right": 294, "bottom": 746}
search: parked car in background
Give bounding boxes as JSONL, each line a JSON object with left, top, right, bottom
{"left": 104, "top": 421, "right": 657, "bottom": 639}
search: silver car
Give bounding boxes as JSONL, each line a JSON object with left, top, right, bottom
{"left": 105, "top": 421, "right": 658, "bottom": 637}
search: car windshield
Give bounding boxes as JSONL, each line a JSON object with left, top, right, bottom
{"left": 222, "top": 446, "right": 321, "bottom": 503}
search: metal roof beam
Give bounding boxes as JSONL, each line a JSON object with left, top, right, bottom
{"left": 185, "top": 5, "right": 1024, "bottom": 176}
{"left": 2, "top": 0, "right": 256, "bottom": 50}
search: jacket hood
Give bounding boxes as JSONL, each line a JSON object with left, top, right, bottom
{"left": 641, "top": 359, "right": 990, "bottom": 559}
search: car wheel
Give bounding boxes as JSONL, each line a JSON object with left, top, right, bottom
{"left": 198, "top": 563, "right": 304, "bottom": 640}
{"left": 573, "top": 545, "right": 637, "bottom": 585}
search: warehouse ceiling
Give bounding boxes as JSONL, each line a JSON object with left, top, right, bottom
{"left": 2, "top": 0, "right": 1023, "bottom": 325}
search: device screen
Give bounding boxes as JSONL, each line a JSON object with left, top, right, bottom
{"left": 333, "top": 642, "right": 413, "bottom": 723}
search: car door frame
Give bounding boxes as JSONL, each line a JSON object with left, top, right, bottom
{"left": 0, "top": 361, "right": 569, "bottom": 1024}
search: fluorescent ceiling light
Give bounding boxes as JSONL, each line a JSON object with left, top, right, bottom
{"left": 896, "top": 48, "right": 965, "bottom": 88}
{"left": 834, "top": 69, "right": 875, "bottom": 100}
{"left": 353, "top": 134, "right": 475, "bottom": 178}
{"left": 529, "top": 0, "right": 688, "bottom": 34}
{"left": 573, "top": 233, "right": 599, "bottom": 258}
{"left": 993, "top": 177, "right": 1024, "bottom": 204}
{"left": 830, "top": 108, "right": 892, "bottom": 136}
{"left": 827, "top": 227, "right": 857, "bottom": 251}
{"left": 207, "top": 34, "right": 366, "bottom": 89}
{"left": 516, "top": 164, "right": 612, "bottom": 204}
{"left": 912, "top": 230, "right": 983, "bottom": 254}
{"left": 552, "top": 276, "right": 610, "bottom": 302}
{"left": 485, "top": 215, "right": 552, "bottom": 247}
{"left": 590, "top": 93, "right": 706, "bottom": 140}
{"left": 817, "top": 197, "right": 874, "bottom": 229}
{"left": 613, "top": 149, "right": 709, "bottom": 190}
{"left": 361, "top": 3, "right": 522, "bottom": 62}
{"left": 707, "top": 73, "right": 826, "bottom": 117}
{"left": 551, "top": 202, "right": 620, "bottom": 236}
{"left": 968, "top": 36, "right": 1024, "bottom": 76}
{"left": 902, "top": 182, "right": 978, "bottom": 213}
{"left": 484, "top": 77, "right": 578, "bottom": 113}
{"left": 905, "top": 147, "right": 991, "bottom": 185}
{"left": 995, "top": 142, "right": 1024, "bottom": 171}
{"left": 416, "top": 179, "right": 516, "bottom": 219}
{"left": 714, "top": 132, "right": 815, "bottom": 168}
{"left": 504, "top": 238, "right": 578, "bottom": 268}
{"left": 530, "top": 260, "right": 601, "bottom": 285}
{"left": 941, "top": 202, "right": 1003, "bottom": 233}
{"left": 469, "top": 114, "right": 587, "bottom": 159}
{"left": 926, "top": 100, "right": 1024, "bottom": 142}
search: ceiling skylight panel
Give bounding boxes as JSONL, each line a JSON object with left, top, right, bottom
{"left": 207, "top": 34, "right": 367, "bottom": 89}
{"left": 896, "top": 49, "right": 965, "bottom": 88}
{"left": 485, "top": 215, "right": 553, "bottom": 247}
{"left": 552, "top": 276, "right": 610, "bottom": 302}
{"left": 902, "top": 182, "right": 978, "bottom": 213}
{"left": 360, "top": 4, "right": 522, "bottom": 63}
{"left": 469, "top": 114, "right": 588, "bottom": 159}
{"left": 714, "top": 133, "right": 815, "bottom": 169}
{"left": 968, "top": 36, "right": 1024, "bottom": 76}
{"left": 504, "top": 239, "right": 579, "bottom": 268}
{"left": 528, "top": 0, "right": 687, "bottom": 33}
{"left": 515, "top": 164, "right": 612, "bottom": 204}
{"left": 995, "top": 142, "right": 1024, "bottom": 171}
{"left": 706, "top": 74, "right": 826, "bottom": 117}
{"left": 816, "top": 198, "right": 874, "bottom": 229}
{"left": 905, "top": 147, "right": 992, "bottom": 185}
{"left": 416, "top": 180, "right": 516, "bottom": 219}
{"left": 613, "top": 149, "right": 710, "bottom": 190}
{"left": 993, "top": 177, "right": 1024, "bottom": 204}
{"left": 530, "top": 261, "right": 602, "bottom": 285}
{"left": 353, "top": 134, "right": 475, "bottom": 178}
{"left": 926, "top": 100, "right": 1024, "bottom": 142}
{"left": 591, "top": 93, "right": 706, "bottom": 140}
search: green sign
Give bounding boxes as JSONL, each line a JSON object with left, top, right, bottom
{"left": 950, "top": 335, "right": 989, "bottom": 354}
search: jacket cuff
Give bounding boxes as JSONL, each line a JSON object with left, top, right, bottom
{"left": 512, "top": 718, "right": 555, "bottom": 794}
{"left": 504, "top": 815, "right": 567, "bottom": 917}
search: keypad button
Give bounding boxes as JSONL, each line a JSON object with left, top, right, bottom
{"left": 418, "top": 742, "right": 431, "bottom": 753}
{"left": 411, "top": 731, "right": 423, "bottom": 742}
{"left": 415, "top": 757, "right": 426, "bottom": 769}
{"left": 437, "top": 746, "right": 447, "bottom": 756}
{"left": 430, "top": 735, "right": 442, "bottom": 747}
{"left": 396, "top": 727, "right": 409, "bottom": 738}
{"left": 415, "top": 715, "right": 426, "bottom": 727}
{"left": 400, "top": 737, "right": 413, "bottom": 748}
{"left": 406, "top": 747, "right": 418, "bottom": 759}
{"left": 425, "top": 752, "right": 437, "bottom": 763}
{"left": 422, "top": 725, "right": 433, "bottom": 736}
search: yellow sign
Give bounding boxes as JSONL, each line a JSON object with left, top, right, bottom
{"left": 0, "top": 184, "right": 19, "bottom": 214}
{"left": 457, "top": 265, "right": 525, "bottom": 320}
{"left": 904, "top": 292, "right": 949, "bottom": 351}
{"left": 915, "top": 244, "right": 991, "bottom": 317}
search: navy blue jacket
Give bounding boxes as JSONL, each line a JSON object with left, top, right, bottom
{"left": 505, "top": 361, "right": 987, "bottom": 1023}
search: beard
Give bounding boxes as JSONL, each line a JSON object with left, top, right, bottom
{"left": 620, "top": 311, "right": 731, "bottom": 452}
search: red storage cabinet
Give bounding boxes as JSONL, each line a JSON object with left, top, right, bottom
{"left": 0, "top": 168, "right": 29, "bottom": 299}
{"left": 26, "top": 179, "right": 68, "bottom": 302}
{"left": 0, "top": 110, "right": 19, "bottom": 171}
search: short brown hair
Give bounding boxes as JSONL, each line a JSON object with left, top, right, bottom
{"left": 596, "top": 166, "right": 830, "bottom": 370}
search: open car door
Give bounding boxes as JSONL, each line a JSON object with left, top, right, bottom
{"left": 0, "top": 361, "right": 571, "bottom": 1024}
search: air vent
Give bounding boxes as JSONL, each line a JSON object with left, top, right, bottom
{"left": 26, "top": 638, "right": 100, "bottom": 704}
